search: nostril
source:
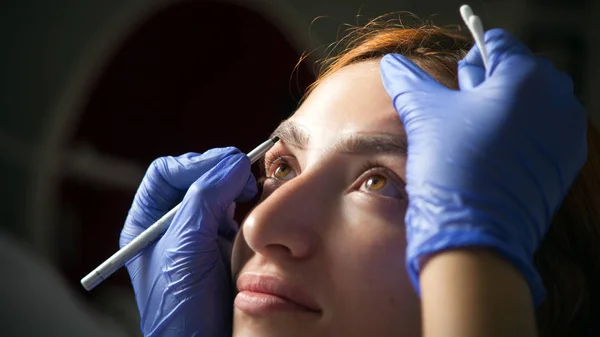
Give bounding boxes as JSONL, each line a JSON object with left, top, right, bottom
{"left": 264, "top": 235, "right": 313, "bottom": 260}
{"left": 265, "top": 243, "right": 294, "bottom": 256}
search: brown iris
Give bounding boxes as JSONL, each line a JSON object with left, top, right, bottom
{"left": 364, "top": 175, "right": 387, "bottom": 191}
{"left": 274, "top": 163, "right": 293, "bottom": 180}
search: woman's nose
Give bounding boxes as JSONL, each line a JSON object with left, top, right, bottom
{"left": 242, "top": 173, "right": 334, "bottom": 261}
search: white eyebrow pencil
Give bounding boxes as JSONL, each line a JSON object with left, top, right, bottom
{"left": 81, "top": 136, "right": 279, "bottom": 291}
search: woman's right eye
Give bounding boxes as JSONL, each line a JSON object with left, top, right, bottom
{"left": 271, "top": 162, "right": 297, "bottom": 181}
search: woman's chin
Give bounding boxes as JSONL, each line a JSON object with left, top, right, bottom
{"left": 233, "top": 307, "right": 319, "bottom": 337}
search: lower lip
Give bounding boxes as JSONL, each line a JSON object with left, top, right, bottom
{"left": 235, "top": 291, "right": 313, "bottom": 314}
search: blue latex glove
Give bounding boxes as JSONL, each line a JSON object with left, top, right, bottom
{"left": 380, "top": 28, "right": 587, "bottom": 306}
{"left": 120, "top": 147, "right": 257, "bottom": 337}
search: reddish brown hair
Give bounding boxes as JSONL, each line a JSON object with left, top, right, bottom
{"left": 305, "top": 15, "right": 600, "bottom": 336}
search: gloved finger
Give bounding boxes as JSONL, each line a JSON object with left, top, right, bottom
{"left": 536, "top": 55, "right": 554, "bottom": 69}
{"left": 535, "top": 55, "right": 575, "bottom": 95}
{"left": 149, "top": 147, "right": 242, "bottom": 191}
{"left": 120, "top": 148, "right": 243, "bottom": 246}
{"left": 220, "top": 215, "right": 240, "bottom": 242}
{"left": 130, "top": 147, "right": 241, "bottom": 218}
{"left": 483, "top": 28, "right": 535, "bottom": 76}
{"left": 219, "top": 203, "right": 238, "bottom": 239}
{"left": 168, "top": 153, "right": 257, "bottom": 239}
{"left": 458, "top": 44, "right": 485, "bottom": 89}
{"left": 238, "top": 173, "right": 258, "bottom": 202}
{"left": 219, "top": 173, "right": 258, "bottom": 239}
{"left": 380, "top": 53, "right": 447, "bottom": 121}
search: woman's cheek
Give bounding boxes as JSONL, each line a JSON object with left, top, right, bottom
{"left": 333, "top": 193, "right": 408, "bottom": 269}
{"left": 345, "top": 192, "right": 408, "bottom": 225}
{"left": 324, "top": 202, "right": 410, "bottom": 321}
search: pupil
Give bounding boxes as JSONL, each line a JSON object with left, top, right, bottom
{"left": 276, "top": 164, "right": 289, "bottom": 177}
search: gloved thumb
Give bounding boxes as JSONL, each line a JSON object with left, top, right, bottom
{"left": 380, "top": 54, "right": 447, "bottom": 122}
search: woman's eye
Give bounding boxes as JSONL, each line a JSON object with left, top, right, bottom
{"left": 272, "top": 163, "right": 296, "bottom": 181}
{"left": 359, "top": 173, "right": 404, "bottom": 199}
{"left": 363, "top": 174, "right": 387, "bottom": 191}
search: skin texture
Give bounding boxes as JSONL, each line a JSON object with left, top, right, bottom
{"left": 231, "top": 60, "right": 422, "bottom": 337}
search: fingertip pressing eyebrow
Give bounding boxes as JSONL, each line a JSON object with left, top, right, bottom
{"left": 270, "top": 120, "right": 310, "bottom": 149}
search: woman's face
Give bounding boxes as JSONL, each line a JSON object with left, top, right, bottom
{"left": 231, "top": 60, "right": 421, "bottom": 337}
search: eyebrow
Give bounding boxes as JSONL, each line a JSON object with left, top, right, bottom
{"left": 270, "top": 120, "right": 407, "bottom": 156}
{"left": 335, "top": 132, "right": 407, "bottom": 155}
{"left": 270, "top": 120, "right": 310, "bottom": 149}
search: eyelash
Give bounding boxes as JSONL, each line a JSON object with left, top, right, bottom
{"left": 263, "top": 149, "right": 287, "bottom": 175}
{"left": 357, "top": 159, "right": 387, "bottom": 179}
{"left": 258, "top": 149, "right": 293, "bottom": 186}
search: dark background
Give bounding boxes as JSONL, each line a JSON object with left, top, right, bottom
{"left": 0, "top": 0, "right": 597, "bottom": 335}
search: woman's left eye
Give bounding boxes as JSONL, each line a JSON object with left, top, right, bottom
{"left": 363, "top": 174, "right": 387, "bottom": 191}
{"left": 359, "top": 173, "right": 405, "bottom": 199}
{"left": 270, "top": 162, "right": 297, "bottom": 181}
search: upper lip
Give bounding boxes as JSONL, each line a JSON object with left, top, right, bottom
{"left": 236, "top": 273, "right": 321, "bottom": 312}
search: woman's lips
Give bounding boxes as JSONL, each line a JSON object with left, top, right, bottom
{"left": 235, "top": 273, "right": 321, "bottom": 315}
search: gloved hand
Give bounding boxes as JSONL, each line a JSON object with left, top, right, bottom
{"left": 119, "top": 147, "right": 257, "bottom": 337}
{"left": 380, "top": 28, "right": 587, "bottom": 306}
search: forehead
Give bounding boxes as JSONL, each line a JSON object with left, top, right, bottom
{"left": 291, "top": 60, "right": 402, "bottom": 141}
